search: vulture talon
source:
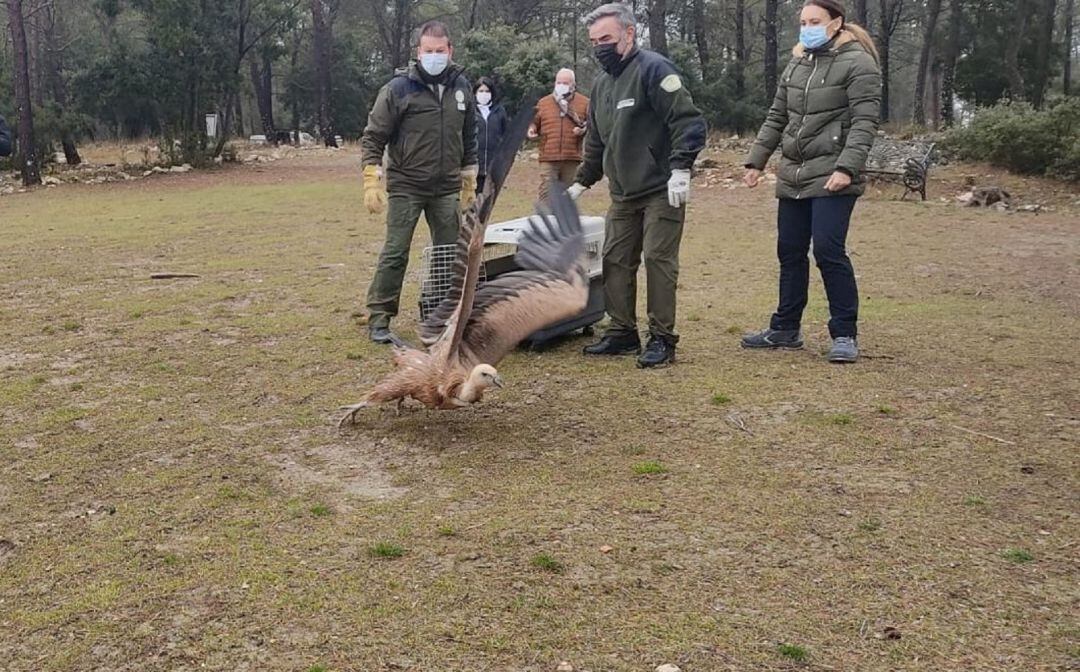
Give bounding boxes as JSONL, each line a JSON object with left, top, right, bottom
{"left": 337, "top": 402, "right": 370, "bottom": 428}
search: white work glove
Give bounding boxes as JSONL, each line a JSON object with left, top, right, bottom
{"left": 566, "top": 183, "right": 587, "bottom": 201}
{"left": 667, "top": 169, "right": 691, "bottom": 208}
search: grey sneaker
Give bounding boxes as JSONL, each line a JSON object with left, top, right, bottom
{"left": 741, "top": 328, "right": 804, "bottom": 350}
{"left": 828, "top": 336, "right": 858, "bottom": 363}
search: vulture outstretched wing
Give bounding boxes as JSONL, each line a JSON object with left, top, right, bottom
{"left": 419, "top": 95, "right": 540, "bottom": 347}
{"left": 454, "top": 184, "right": 588, "bottom": 367}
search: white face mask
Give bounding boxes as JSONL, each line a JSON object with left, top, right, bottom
{"left": 419, "top": 52, "right": 449, "bottom": 76}
{"left": 476, "top": 91, "right": 492, "bottom": 106}
{"left": 554, "top": 83, "right": 571, "bottom": 97}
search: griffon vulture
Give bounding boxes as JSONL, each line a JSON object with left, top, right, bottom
{"left": 338, "top": 98, "right": 588, "bottom": 426}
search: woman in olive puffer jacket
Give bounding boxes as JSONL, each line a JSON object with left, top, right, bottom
{"left": 742, "top": 0, "right": 881, "bottom": 363}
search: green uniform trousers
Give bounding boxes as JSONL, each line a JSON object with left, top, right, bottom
{"left": 366, "top": 192, "right": 460, "bottom": 329}
{"left": 602, "top": 190, "right": 685, "bottom": 342}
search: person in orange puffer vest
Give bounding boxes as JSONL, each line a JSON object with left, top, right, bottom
{"left": 527, "top": 68, "right": 589, "bottom": 203}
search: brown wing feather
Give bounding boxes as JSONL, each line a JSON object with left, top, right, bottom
{"left": 417, "top": 206, "right": 479, "bottom": 347}
{"left": 455, "top": 186, "right": 587, "bottom": 365}
{"left": 432, "top": 208, "right": 486, "bottom": 365}
{"left": 418, "top": 97, "right": 540, "bottom": 347}
{"left": 458, "top": 271, "right": 588, "bottom": 367}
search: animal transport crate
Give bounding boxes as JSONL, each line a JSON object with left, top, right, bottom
{"left": 418, "top": 215, "right": 606, "bottom": 347}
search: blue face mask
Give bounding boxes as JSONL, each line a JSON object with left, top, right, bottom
{"left": 420, "top": 52, "right": 449, "bottom": 76}
{"left": 800, "top": 24, "right": 830, "bottom": 50}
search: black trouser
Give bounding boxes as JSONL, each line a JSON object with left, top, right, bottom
{"left": 770, "top": 195, "right": 859, "bottom": 338}
{"left": 476, "top": 174, "right": 487, "bottom": 194}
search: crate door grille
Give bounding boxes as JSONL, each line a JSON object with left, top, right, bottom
{"left": 417, "top": 243, "right": 492, "bottom": 321}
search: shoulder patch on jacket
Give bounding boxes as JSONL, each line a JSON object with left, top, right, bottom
{"left": 660, "top": 74, "right": 682, "bottom": 92}
{"left": 388, "top": 75, "right": 422, "bottom": 98}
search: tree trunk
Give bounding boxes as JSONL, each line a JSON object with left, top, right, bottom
{"left": 213, "top": 92, "right": 237, "bottom": 158}
{"left": 765, "top": 0, "right": 779, "bottom": 100}
{"left": 251, "top": 54, "right": 277, "bottom": 140}
{"left": 311, "top": 0, "right": 337, "bottom": 147}
{"left": 734, "top": 0, "right": 746, "bottom": 97}
{"left": 878, "top": 0, "right": 904, "bottom": 122}
{"left": 692, "top": 0, "right": 711, "bottom": 78}
{"left": 913, "top": 0, "right": 942, "bottom": 126}
{"left": 8, "top": 0, "right": 41, "bottom": 186}
{"left": 1067, "top": 0, "right": 1075, "bottom": 95}
{"left": 291, "top": 27, "right": 302, "bottom": 145}
{"left": 234, "top": 96, "right": 245, "bottom": 138}
{"left": 649, "top": 0, "right": 668, "bottom": 55}
{"left": 879, "top": 0, "right": 891, "bottom": 122}
{"left": 940, "top": 0, "right": 961, "bottom": 126}
{"left": 1004, "top": 0, "right": 1031, "bottom": 101}
{"left": 1031, "top": 0, "right": 1058, "bottom": 107}
{"left": 930, "top": 58, "right": 943, "bottom": 128}
{"left": 42, "top": 3, "right": 82, "bottom": 165}
{"left": 855, "top": 0, "right": 869, "bottom": 25}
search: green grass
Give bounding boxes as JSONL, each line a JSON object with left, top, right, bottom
{"left": 858, "top": 518, "right": 883, "bottom": 532}
{"left": 61, "top": 320, "right": 81, "bottom": 332}
{"left": 0, "top": 149, "right": 1074, "bottom": 670}
{"left": 530, "top": 553, "right": 563, "bottom": 573}
{"left": 216, "top": 485, "right": 254, "bottom": 502}
{"left": 369, "top": 542, "right": 406, "bottom": 559}
{"left": 632, "top": 460, "right": 669, "bottom": 475}
{"left": 777, "top": 643, "right": 808, "bottom": 661}
{"left": 1001, "top": 548, "right": 1034, "bottom": 564}
{"left": 711, "top": 392, "right": 733, "bottom": 405}
{"left": 876, "top": 404, "right": 897, "bottom": 415}
{"left": 827, "top": 412, "right": 855, "bottom": 426}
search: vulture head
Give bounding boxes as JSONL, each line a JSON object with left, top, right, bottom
{"left": 470, "top": 364, "right": 504, "bottom": 391}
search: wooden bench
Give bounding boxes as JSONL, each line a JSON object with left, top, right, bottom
{"left": 863, "top": 137, "right": 936, "bottom": 201}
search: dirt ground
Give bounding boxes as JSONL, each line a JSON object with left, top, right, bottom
{"left": 0, "top": 145, "right": 1077, "bottom": 672}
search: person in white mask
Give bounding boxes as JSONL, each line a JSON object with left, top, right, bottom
{"left": 359, "top": 20, "right": 479, "bottom": 344}
{"left": 527, "top": 68, "right": 590, "bottom": 202}
{"left": 472, "top": 77, "right": 509, "bottom": 194}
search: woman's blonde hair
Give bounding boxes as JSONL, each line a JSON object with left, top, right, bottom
{"left": 803, "top": 0, "right": 880, "bottom": 63}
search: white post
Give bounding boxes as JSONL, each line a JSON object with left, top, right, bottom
{"left": 205, "top": 113, "right": 219, "bottom": 138}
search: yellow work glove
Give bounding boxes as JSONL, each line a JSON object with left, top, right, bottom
{"left": 362, "top": 164, "right": 387, "bottom": 214}
{"left": 460, "top": 165, "right": 478, "bottom": 211}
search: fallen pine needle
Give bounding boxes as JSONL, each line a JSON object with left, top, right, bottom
{"left": 949, "top": 424, "right": 1016, "bottom": 445}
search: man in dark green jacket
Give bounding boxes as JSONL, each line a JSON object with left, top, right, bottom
{"left": 569, "top": 2, "right": 707, "bottom": 368}
{"left": 360, "top": 20, "right": 477, "bottom": 344}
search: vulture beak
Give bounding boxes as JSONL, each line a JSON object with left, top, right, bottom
{"left": 492, "top": 375, "right": 505, "bottom": 389}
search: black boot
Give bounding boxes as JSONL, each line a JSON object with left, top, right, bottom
{"left": 583, "top": 332, "right": 642, "bottom": 356}
{"left": 637, "top": 335, "right": 676, "bottom": 368}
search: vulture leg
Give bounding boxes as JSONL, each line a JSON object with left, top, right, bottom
{"left": 337, "top": 401, "right": 372, "bottom": 428}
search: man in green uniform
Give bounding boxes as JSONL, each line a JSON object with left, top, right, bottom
{"left": 360, "top": 20, "right": 478, "bottom": 344}
{"left": 569, "top": 2, "right": 707, "bottom": 368}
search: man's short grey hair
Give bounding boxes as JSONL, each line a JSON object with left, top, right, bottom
{"left": 583, "top": 2, "right": 637, "bottom": 29}
{"left": 556, "top": 68, "right": 577, "bottom": 84}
